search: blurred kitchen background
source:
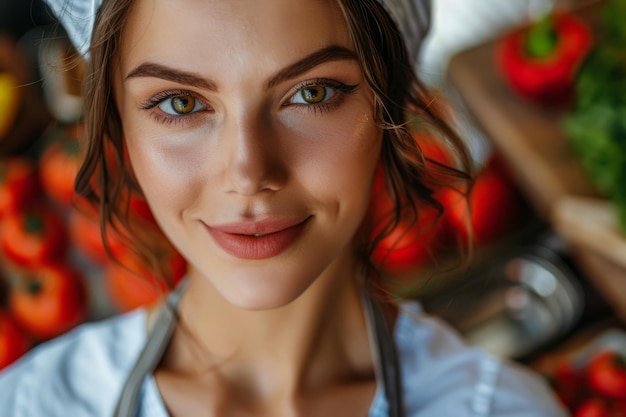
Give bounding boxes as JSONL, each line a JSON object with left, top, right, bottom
{"left": 1, "top": 0, "right": 625, "bottom": 414}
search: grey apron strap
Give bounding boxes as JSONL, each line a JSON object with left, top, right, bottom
{"left": 113, "top": 281, "right": 403, "bottom": 417}
{"left": 362, "top": 290, "right": 405, "bottom": 417}
{"left": 113, "top": 282, "right": 188, "bottom": 417}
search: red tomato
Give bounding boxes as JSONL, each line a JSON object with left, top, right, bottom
{"left": 8, "top": 264, "right": 88, "bottom": 340}
{"left": 69, "top": 202, "right": 127, "bottom": 264}
{"left": 550, "top": 358, "right": 585, "bottom": 411}
{"left": 588, "top": 350, "right": 626, "bottom": 399}
{"left": 0, "top": 310, "right": 31, "bottom": 370}
{"left": 613, "top": 400, "right": 626, "bottom": 417}
{"left": 105, "top": 248, "right": 187, "bottom": 312}
{"left": 574, "top": 398, "right": 610, "bottom": 417}
{"left": 368, "top": 135, "right": 454, "bottom": 273}
{"left": 439, "top": 154, "right": 523, "bottom": 246}
{"left": 39, "top": 134, "right": 83, "bottom": 207}
{"left": 554, "top": 358, "right": 584, "bottom": 393}
{"left": 417, "top": 134, "right": 455, "bottom": 182}
{"left": 127, "top": 192, "right": 157, "bottom": 225}
{"left": 0, "top": 205, "right": 68, "bottom": 267}
{"left": 0, "top": 157, "right": 40, "bottom": 218}
{"left": 374, "top": 134, "right": 454, "bottom": 193}
{"left": 371, "top": 204, "right": 443, "bottom": 274}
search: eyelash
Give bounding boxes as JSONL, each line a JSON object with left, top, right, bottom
{"left": 140, "top": 89, "right": 208, "bottom": 127}
{"left": 285, "top": 78, "right": 359, "bottom": 114}
{"left": 139, "top": 79, "right": 360, "bottom": 126}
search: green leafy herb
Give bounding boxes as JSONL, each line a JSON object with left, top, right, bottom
{"left": 564, "top": 0, "right": 626, "bottom": 231}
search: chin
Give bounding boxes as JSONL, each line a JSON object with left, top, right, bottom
{"left": 211, "top": 265, "right": 324, "bottom": 311}
{"left": 226, "top": 277, "right": 312, "bottom": 311}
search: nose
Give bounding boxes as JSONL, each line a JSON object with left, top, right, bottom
{"left": 222, "top": 112, "right": 287, "bottom": 196}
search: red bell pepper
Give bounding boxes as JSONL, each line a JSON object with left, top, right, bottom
{"left": 588, "top": 350, "right": 626, "bottom": 399}
{"left": 496, "top": 11, "right": 593, "bottom": 107}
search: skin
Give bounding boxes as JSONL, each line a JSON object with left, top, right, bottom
{"left": 114, "top": 0, "right": 384, "bottom": 415}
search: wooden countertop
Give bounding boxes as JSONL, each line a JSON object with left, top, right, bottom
{"left": 446, "top": 0, "right": 626, "bottom": 321}
{"left": 447, "top": 1, "right": 605, "bottom": 218}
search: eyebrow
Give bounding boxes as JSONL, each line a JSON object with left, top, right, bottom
{"left": 266, "top": 45, "right": 357, "bottom": 88}
{"left": 124, "top": 45, "right": 358, "bottom": 90}
{"left": 125, "top": 62, "right": 218, "bottom": 90}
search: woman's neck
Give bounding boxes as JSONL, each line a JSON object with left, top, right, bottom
{"left": 164, "top": 252, "right": 377, "bottom": 401}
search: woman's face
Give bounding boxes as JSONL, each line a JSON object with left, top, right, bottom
{"left": 114, "top": 0, "right": 382, "bottom": 309}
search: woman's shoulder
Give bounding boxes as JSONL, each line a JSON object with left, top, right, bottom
{"left": 0, "top": 308, "right": 148, "bottom": 417}
{"left": 392, "top": 301, "right": 568, "bottom": 417}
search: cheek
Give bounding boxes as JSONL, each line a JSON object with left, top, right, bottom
{"left": 289, "top": 111, "right": 382, "bottom": 203}
{"left": 124, "top": 130, "right": 207, "bottom": 220}
{"left": 115, "top": 83, "right": 210, "bottom": 217}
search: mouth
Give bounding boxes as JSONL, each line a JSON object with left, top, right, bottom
{"left": 205, "top": 217, "right": 311, "bottom": 260}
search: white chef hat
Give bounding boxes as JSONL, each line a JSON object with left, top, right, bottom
{"left": 43, "top": 0, "right": 100, "bottom": 57}
{"left": 43, "top": 0, "right": 431, "bottom": 63}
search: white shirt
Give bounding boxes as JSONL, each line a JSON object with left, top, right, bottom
{"left": 0, "top": 302, "right": 567, "bottom": 416}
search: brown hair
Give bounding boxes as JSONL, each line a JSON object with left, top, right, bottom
{"left": 75, "top": 0, "right": 473, "bottom": 292}
{"left": 74, "top": 0, "right": 175, "bottom": 281}
{"left": 336, "top": 0, "right": 473, "bottom": 291}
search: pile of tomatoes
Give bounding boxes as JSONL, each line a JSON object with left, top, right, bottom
{"left": 370, "top": 134, "right": 526, "bottom": 276}
{"left": 537, "top": 333, "right": 626, "bottom": 416}
{"left": 0, "top": 123, "right": 186, "bottom": 371}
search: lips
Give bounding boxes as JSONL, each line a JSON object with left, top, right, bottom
{"left": 206, "top": 217, "right": 310, "bottom": 260}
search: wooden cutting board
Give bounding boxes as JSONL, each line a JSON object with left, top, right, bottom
{"left": 446, "top": 0, "right": 626, "bottom": 320}
{"left": 553, "top": 197, "right": 626, "bottom": 270}
{"left": 447, "top": 0, "right": 604, "bottom": 219}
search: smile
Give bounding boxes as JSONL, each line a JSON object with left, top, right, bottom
{"left": 205, "top": 217, "right": 311, "bottom": 260}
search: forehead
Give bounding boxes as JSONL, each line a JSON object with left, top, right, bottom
{"left": 118, "top": 0, "right": 352, "bottom": 75}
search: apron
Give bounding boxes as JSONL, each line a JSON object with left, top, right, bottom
{"left": 113, "top": 283, "right": 405, "bottom": 417}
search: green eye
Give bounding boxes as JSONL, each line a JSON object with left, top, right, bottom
{"left": 300, "top": 86, "right": 326, "bottom": 104}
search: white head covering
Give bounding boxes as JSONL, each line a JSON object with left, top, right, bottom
{"left": 43, "top": 0, "right": 431, "bottom": 62}
{"left": 43, "top": 0, "right": 100, "bottom": 57}
{"left": 377, "top": 0, "right": 431, "bottom": 64}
